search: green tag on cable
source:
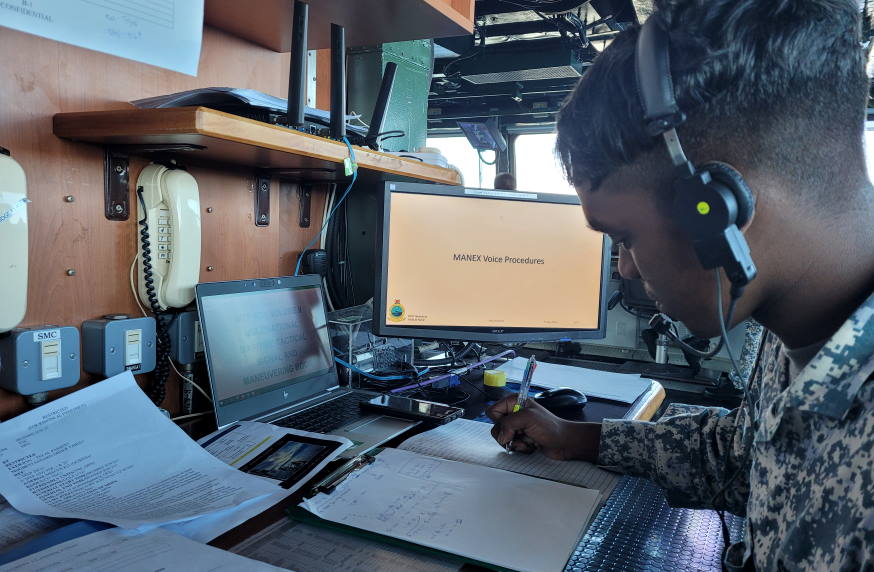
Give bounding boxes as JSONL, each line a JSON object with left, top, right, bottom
{"left": 343, "top": 157, "right": 353, "bottom": 176}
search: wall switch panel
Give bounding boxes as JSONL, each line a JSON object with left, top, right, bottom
{"left": 0, "top": 326, "right": 80, "bottom": 395}
{"left": 82, "top": 315, "right": 156, "bottom": 377}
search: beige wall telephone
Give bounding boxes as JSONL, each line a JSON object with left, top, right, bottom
{"left": 137, "top": 164, "right": 201, "bottom": 311}
{"left": 0, "top": 152, "right": 28, "bottom": 333}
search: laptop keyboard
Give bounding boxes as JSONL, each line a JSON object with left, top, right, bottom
{"left": 275, "top": 392, "right": 373, "bottom": 433}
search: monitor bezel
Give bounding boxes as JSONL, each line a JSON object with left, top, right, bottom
{"left": 373, "top": 182, "right": 611, "bottom": 343}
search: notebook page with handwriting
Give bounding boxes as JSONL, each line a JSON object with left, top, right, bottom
{"left": 301, "top": 448, "right": 599, "bottom": 572}
{"left": 398, "top": 419, "right": 620, "bottom": 502}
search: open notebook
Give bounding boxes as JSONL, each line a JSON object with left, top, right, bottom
{"left": 300, "top": 447, "right": 599, "bottom": 572}
{"left": 398, "top": 418, "right": 620, "bottom": 504}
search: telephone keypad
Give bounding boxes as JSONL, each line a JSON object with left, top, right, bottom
{"left": 158, "top": 208, "right": 172, "bottom": 261}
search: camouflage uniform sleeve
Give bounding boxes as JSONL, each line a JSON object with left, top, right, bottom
{"left": 598, "top": 401, "right": 753, "bottom": 515}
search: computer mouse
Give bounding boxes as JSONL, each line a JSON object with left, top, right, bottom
{"left": 533, "top": 387, "right": 588, "bottom": 414}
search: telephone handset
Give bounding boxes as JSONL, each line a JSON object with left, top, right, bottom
{"left": 136, "top": 164, "right": 202, "bottom": 311}
{"left": 0, "top": 150, "right": 28, "bottom": 333}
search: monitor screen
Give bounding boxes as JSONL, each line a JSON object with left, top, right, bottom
{"left": 374, "top": 182, "right": 610, "bottom": 342}
{"left": 196, "top": 276, "right": 337, "bottom": 428}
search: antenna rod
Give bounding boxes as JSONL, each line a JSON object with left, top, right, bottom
{"left": 366, "top": 61, "right": 398, "bottom": 149}
{"left": 287, "top": 1, "right": 309, "bottom": 128}
{"left": 330, "top": 23, "right": 346, "bottom": 140}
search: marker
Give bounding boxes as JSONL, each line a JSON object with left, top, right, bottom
{"left": 505, "top": 356, "right": 537, "bottom": 454}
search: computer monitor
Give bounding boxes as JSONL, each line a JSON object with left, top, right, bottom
{"left": 373, "top": 182, "right": 610, "bottom": 342}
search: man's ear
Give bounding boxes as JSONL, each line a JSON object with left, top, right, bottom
{"left": 700, "top": 161, "right": 756, "bottom": 231}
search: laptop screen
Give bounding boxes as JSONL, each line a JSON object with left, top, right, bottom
{"left": 196, "top": 276, "right": 338, "bottom": 428}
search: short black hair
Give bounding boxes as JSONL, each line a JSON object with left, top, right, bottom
{"left": 494, "top": 172, "right": 517, "bottom": 190}
{"left": 556, "top": 0, "right": 869, "bottom": 193}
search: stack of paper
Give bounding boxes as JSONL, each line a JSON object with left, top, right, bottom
{"left": 0, "top": 372, "right": 278, "bottom": 530}
{"left": 0, "top": 497, "right": 67, "bottom": 553}
{"left": 0, "top": 528, "right": 287, "bottom": 572}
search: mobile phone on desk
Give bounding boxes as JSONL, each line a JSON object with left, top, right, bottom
{"left": 360, "top": 395, "right": 464, "bottom": 425}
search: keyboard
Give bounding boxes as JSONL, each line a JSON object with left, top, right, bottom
{"left": 275, "top": 392, "right": 373, "bottom": 433}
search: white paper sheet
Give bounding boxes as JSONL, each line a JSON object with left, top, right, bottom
{"left": 0, "top": 0, "right": 203, "bottom": 76}
{"left": 301, "top": 448, "right": 599, "bottom": 572}
{"left": 232, "top": 519, "right": 459, "bottom": 572}
{"left": 0, "top": 497, "right": 67, "bottom": 553}
{"left": 0, "top": 527, "right": 289, "bottom": 572}
{"left": 161, "top": 422, "right": 353, "bottom": 542}
{"left": 398, "top": 419, "right": 620, "bottom": 503}
{"left": 197, "top": 421, "right": 352, "bottom": 475}
{"left": 0, "top": 371, "right": 277, "bottom": 529}
{"left": 498, "top": 357, "right": 651, "bottom": 403}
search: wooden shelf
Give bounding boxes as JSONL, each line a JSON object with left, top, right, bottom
{"left": 205, "top": 0, "right": 474, "bottom": 53}
{"left": 52, "top": 107, "right": 461, "bottom": 185}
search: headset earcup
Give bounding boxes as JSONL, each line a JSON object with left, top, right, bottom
{"left": 700, "top": 161, "right": 755, "bottom": 228}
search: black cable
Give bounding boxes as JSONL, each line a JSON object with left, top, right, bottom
{"left": 497, "top": 0, "right": 589, "bottom": 12}
{"left": 564, "top": 10, "right": 589, "bottom": 48}
{"left": 442, "top": 25, "right": 487, "bottom": 79}
{"left": 343, "top": 204, "right": 355, "bottom": 304}
{"left": 376, "top": 130, "right": 405, "bottom": 143}
{"left": 704, "top": 270, "right": 750, "bottom": 559}
{"left": 648, "top": 282, "right": 740, "bottom": 359}
{"left": 136, "top": 187, "right": 172, "bottom": 406}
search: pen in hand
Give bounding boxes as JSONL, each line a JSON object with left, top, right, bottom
{"left": 505, "top": 356, "right": 537, "bottom": 454}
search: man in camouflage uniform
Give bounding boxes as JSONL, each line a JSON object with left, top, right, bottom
{"left": 488, "top": 0, "right": 874, "bottom": 569}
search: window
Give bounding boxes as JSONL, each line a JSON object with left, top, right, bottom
{"left": 425, "top": 136, "right": 496, "bottom": 188}
{"left": 865, "top": 127, "right": 874, "bottom": 180}
{"left": 514, "top": 133, "right": 576, "bottom": 195}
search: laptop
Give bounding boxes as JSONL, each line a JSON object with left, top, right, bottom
{"left": 195, "top": 274, "right": 417, "bottom": 458}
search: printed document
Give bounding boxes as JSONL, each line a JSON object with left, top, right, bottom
{"left": 0, "top": 497, "right": 66, "bottom": 553}
{"left": 398, "top": 419, "right": 620, "bottom": 502}
{"left": 0, "top": 371, "right": 277, "bottom": 529}
{"left": 232, "top": 519, "right": 459, "bottom": 572}
{"left": 498, "top": 357, "right": 651, "bottom": 403}
{"left": 0, "top": 0, "right": 203, "bottom": 75}
{"left": 163, "top": 422, "right": 352, "bottom": 542}
{"left": 0, "top": 527, "right": 288, "bottom": 572}
{"left": 301, "top": 448, "right": 599, "bottom": 572}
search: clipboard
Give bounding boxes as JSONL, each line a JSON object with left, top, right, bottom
{"left": 293, "top": 447, "right": 598, "bottom": 572}
{"left": 296, "top": 449, "right": 515, "bottom": 571}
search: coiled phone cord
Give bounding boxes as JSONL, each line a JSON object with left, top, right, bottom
{"left": 136, "top": 186, "right": 172, "bottom": 406}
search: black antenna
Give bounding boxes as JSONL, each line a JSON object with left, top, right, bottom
{"left": 366, "top": 61, "right": 398, "bottom": 150}
{"left": 330, "top": 23, "right": 346, "bottom": 140}
{"left": 287, "top": 0, "right": 309, "bottom": 128}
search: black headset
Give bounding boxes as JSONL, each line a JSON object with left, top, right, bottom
{"left": 635, "top": 17, "right": 757, "bottom": 288}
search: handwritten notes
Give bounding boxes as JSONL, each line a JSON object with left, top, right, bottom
{"left": 302, "top": 448, "right": 599, "bottom": 572}
{"left": 398, "top": 419, "right": 620, "bottom": 503}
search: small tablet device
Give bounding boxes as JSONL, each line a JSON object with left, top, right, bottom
{"left": 361, "top": 395, "right": 464, "bottom": 425}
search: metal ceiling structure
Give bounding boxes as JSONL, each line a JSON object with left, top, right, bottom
{"left": 428, "top": 0, "right": 646, "bottom": 132}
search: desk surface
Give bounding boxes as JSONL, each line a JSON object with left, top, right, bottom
{"left": 212, "top": 366, "right": 666, "bottom": 568}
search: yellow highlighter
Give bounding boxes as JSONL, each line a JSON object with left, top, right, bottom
{"left": 506, "top": 356, "right": 538, "bottom": 454}
{"left": 513, "top": 356, "right": 538, "bottom": 413}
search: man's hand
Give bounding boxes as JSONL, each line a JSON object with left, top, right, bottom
{"left": 486, "top": 394, "right": 601, "bottom": 462}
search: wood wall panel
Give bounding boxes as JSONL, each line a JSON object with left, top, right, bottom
{"left": 0, "top": 26, "right": 328, "bottom": 420}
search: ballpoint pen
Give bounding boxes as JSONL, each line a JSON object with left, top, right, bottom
{"left": 306, "top": 454, "right": 375, "bottom": 494}
{"left": 505, "top": 356, "right": 537, "bottom": 454}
